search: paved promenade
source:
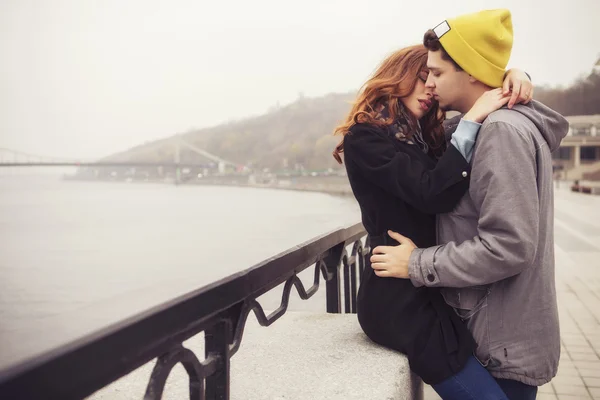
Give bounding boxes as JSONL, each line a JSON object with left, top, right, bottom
{"left": 425, "top": 185, "right": 600, "bottom": 399}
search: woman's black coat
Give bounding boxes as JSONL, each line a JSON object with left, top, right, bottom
{"left": 343, "top": 120, "right": 476, "bottom": 384}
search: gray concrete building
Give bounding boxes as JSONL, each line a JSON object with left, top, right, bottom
{"left": 553, "top": 114, "right": 600, "bottom": 180}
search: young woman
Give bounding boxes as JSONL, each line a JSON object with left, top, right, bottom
{"left": 332, "top": 45, "right": 532, "bottom": 399}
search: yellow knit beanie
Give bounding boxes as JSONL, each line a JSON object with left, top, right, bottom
{"left": 432, "top": 9, "right": 513, "bottom": 88}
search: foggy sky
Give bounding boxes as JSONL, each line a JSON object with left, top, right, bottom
{"left": 1, "top": 0, "right": 598, "bottom": 160}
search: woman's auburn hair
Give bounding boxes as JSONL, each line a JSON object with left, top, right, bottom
{"left": 332, "top": 44, "right": 446, "bottom": 164}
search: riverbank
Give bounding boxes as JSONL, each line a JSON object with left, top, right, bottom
{"left": 190, "top": 174, "right": 353, "bottom": 196}
{"left": 64, "top": 173, "right": 355, "bottom": 197}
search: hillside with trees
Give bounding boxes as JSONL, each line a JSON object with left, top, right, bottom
{"left": 535, "top": 70, "right": 600, "bottom": 116}
{"left": 105, "top": 69, "right": 600, "bottom": 171}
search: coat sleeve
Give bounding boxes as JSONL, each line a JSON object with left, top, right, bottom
{"left": 408, "top": 121, "right": 540, "bottom": 288}
{"left": 344, "top": 125, "right": 471, "bottom": 214}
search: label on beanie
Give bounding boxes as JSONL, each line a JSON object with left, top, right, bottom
{"left": 433, "top": 20, "right": 451, "bottom": 38}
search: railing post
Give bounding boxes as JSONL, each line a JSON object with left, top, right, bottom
{"left": 205, "top": 320, "right": 231, "bottom": 399}
{"left": 350, "top": 240, "right": 366, "bottom": 314}
{"left": 343, "top": 255, "right": 352, "bottom": 313}
{"left": 350, "top": 247, "right": 358, "bottom": 314}
{"left": 326, "top": 265, "right": 341, "bottom": 313}
{"left": 323, "top": 242, "right": 345, "bottom": 314}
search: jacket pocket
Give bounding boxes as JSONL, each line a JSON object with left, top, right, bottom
{"left": 441, "top": 286, "right": 491, "bottom": 320}
{"left": 441, "top": 286, "right": 492, "bottom": 366}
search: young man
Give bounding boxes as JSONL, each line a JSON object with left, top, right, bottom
{"left": 369, "top": 9, "right": 569, "bottom": 400}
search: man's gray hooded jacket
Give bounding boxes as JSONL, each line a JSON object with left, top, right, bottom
{"left": 409, "top": 100, "right": 569, "bottom": 386}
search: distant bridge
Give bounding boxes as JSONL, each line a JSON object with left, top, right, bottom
{"left": 0, "top": 138, "right": 245, "bottom": 170}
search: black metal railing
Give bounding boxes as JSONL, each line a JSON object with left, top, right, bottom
{"left": 0, "top": 223, "right": 369, "bottom": 400}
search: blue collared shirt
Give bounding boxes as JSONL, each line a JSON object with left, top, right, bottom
{"left": 450, "top": 119, "right": 482, "bottom": 162}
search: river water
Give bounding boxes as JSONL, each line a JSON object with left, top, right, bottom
{"left": 0, "top": 175, "right": 360, "bottom": 372}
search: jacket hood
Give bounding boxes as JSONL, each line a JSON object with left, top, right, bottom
{"left": 509, "top": 100, "right": 569, "bottom": 152}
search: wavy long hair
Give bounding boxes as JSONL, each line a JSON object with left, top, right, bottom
{"left": 332, "top": 45, "right": 446, "bottom": 164}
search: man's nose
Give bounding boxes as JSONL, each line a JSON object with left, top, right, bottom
{"left": 425, "top": 74, "right": 435, "bottom": 88}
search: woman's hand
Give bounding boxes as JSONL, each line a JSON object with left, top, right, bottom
{"left": 463, "top": 88, "right": 511, "bottom": 123}
{"left": 503, "top": 69, "right": 534, "bottom": 108}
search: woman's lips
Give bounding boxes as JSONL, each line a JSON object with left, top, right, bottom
{"left": 418, "top": 99, "right": 432, "bottom": 111}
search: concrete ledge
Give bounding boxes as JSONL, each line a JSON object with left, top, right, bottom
{"left": 88, "top": 312, "right": 423, "bottom": 400}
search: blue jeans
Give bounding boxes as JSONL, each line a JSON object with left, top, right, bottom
{"left": 432, "top": 356, "right": 509, "bottom": 400}
{"left": 496, "top": 378, "right": 538, "bottom": 400}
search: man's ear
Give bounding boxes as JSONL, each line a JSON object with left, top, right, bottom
{"left": 468, "top": 75, "right": 478, "bottom": 83}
